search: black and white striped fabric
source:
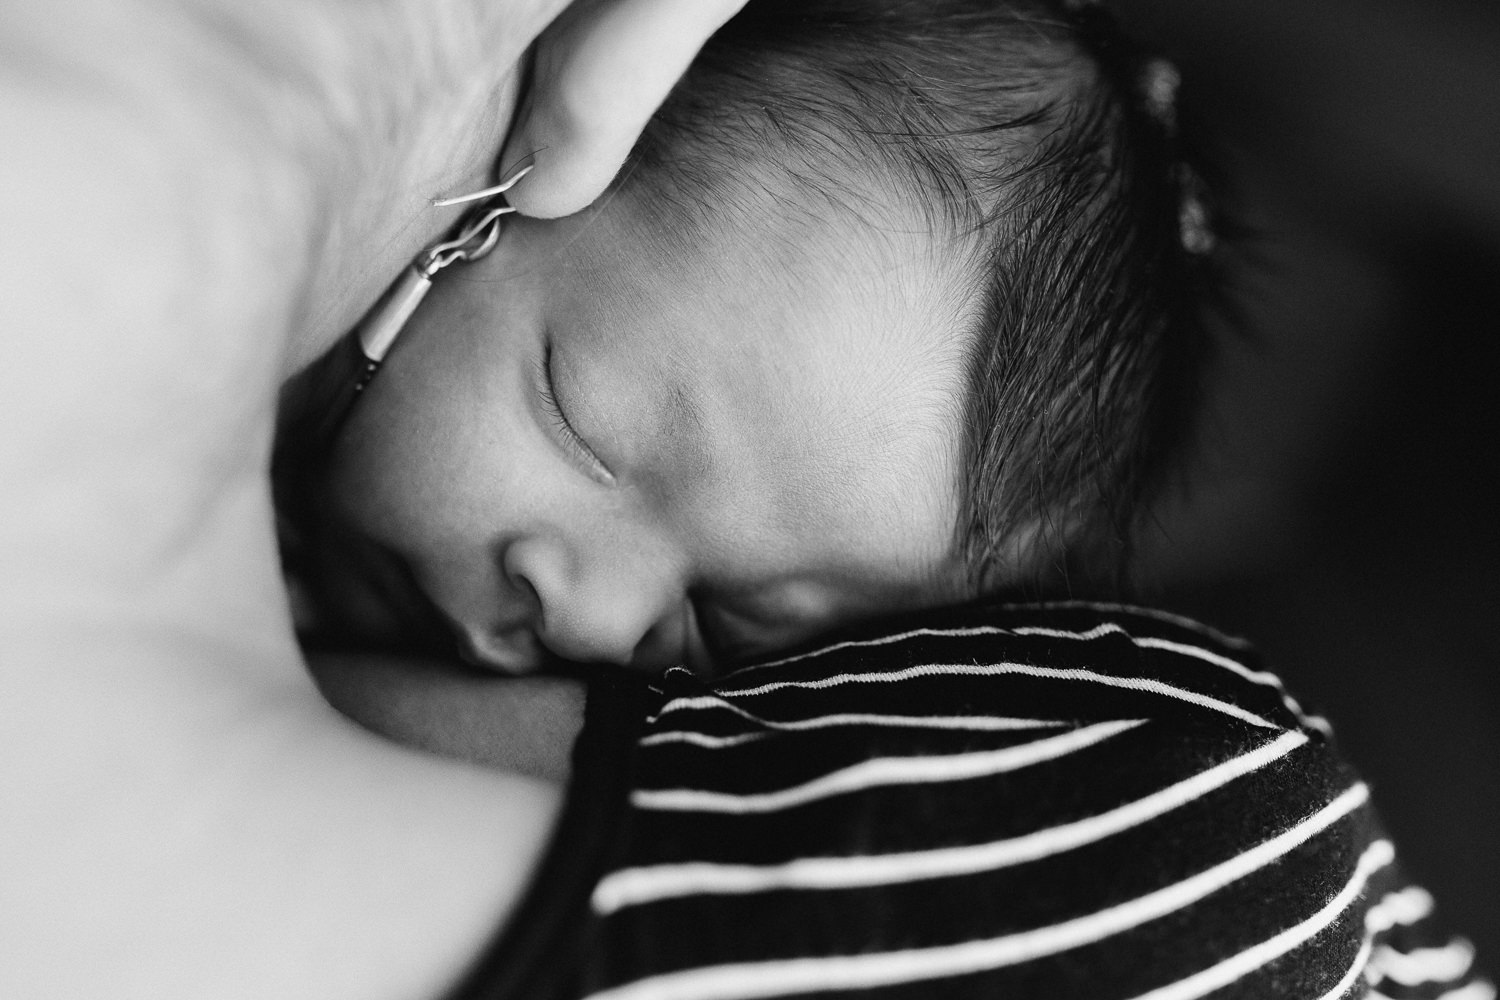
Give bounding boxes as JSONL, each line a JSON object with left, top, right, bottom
{"left": 457, "top": 602, "right": 1490, "bottom": 1000}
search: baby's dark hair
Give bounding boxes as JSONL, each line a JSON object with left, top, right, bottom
{"left": 627, "top": 0, "right": 1219, "bottom": 594}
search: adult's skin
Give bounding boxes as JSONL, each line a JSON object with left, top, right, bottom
{"left": 0, "top": 1, "right": 744, "bottom": 997}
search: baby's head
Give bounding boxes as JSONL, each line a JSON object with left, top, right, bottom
{"left": 300, "top": 0, "right": 1213, "bottom": 675}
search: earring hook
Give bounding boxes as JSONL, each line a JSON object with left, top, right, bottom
{"left": 431, "top": 160, "right": 536, "bottom": 208}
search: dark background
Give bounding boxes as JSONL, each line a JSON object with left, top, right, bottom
{"left": 1115, "top": 0, "right": 1500, "bottom": 961}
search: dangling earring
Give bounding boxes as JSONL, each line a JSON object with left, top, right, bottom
{"left": 294, "top": 160, "right": 536, "bottom": 454}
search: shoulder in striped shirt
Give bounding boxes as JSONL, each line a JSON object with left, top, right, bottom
{"left": 464, "top": 601, "right": 1493, "bottom": 1000}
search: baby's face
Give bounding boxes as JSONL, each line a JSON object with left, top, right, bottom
{"left": 303, "top": 190, "right": 974, "bottom": 675}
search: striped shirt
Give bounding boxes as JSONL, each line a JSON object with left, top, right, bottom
{"left": 450, "top": 602, "right": 1490, "bottom": 1000}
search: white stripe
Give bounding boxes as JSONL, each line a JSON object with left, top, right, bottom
{"left": 1297, "top": 714, "right": 1336, "bottom": 737}
{"left": 630, "top": 720, "right": 1143, "bottom": 815}
{"left": 1008, "top": 623, "right": 1131, "bottom": 641}
{"left": 649, "top": 692, "right": 1072, "bottom": 731}
{"left": 1133, "top": 636, "right": 1333, "bottom": 736}
{"left": 1371, "top": 938, "right": 1477, "bottom": 986}
{"left": 720, "top": 612, "right": 1315, "bottom": 731}
{"left": 1373, "top": 983, "right": 1497, "bottom": 1000}
{"left": 1122, "top": 839, "right": 1396, "bottom": 1000}
{"left": 641, "top": 730, "right": 769, "bottom": 749}
{"left": 1004, "top": 599, "right": 1257, "bottom": 649}
{"left": 1313, "top": 885, "right": 1446, "bottom": 1000}
{"left": 736, "top": 600, "right": 1253, "bottom": 674}
{"left": 734, "top": 625, "right": 1014, "bottom": 672}
{"left": 651, "top": 691, "right": 761, "bottom": 720}
{"left": 990, "top": 624, "right": 1328, "bottom": 737}
{"left": 594, "top": 730, "right": 1308, "bottom": 914}
{"left": 1365, "top": 885, "right": 1435, "bottom": 933}
{"left": 639, "top": 712, "right": 1068, "bottom": 748}
{"left": 582, "top": 783, "right": 1372, "bottom": 1000}
{"left": 693, "top": 661, "right": 1278, "bottom": 730}
{"left": 1311, "top": 932, "right": 1375, "bottom": 1000}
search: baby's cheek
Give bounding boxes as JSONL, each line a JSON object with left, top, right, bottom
{"left": 321, "top": 356, "right": 472, "bottom": 540}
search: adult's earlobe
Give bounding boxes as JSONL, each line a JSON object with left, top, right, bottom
{"left": 501, "top": 0, "right": 749, "bottom": 218}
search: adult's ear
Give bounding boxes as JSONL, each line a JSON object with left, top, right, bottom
{"left": 501, "top": 0, "right": 748, "bottom": 218}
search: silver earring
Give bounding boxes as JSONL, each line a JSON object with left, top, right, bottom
{"left": 432, "top": 160, "right": 535, "bottom": 208}
{"left": 297, "top": 161, "right": 536, "bottom": 454}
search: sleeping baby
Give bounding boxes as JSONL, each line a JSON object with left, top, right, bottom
{"left": 280, "top": 0, "right": 1206, "bottom": 681}
{"left": 276, "top": 6, "right": 1492, "bottom": 995}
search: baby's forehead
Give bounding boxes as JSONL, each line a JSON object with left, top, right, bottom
{"left": 600, "top": 182, "right": 972, "bottom": 435}
{"left": 539, "top": 184, "right": 975, "bottom": 595}
{"left": 623, "top": 153, "right": 956, "bottom": 281}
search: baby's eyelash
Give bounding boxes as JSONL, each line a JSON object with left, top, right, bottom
{"left": 538, "top": 345, "right": 614, "bottom": 483}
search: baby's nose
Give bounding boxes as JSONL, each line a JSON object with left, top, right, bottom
{"left": 503, "top": 537, "right": 689, "bottom": 672}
